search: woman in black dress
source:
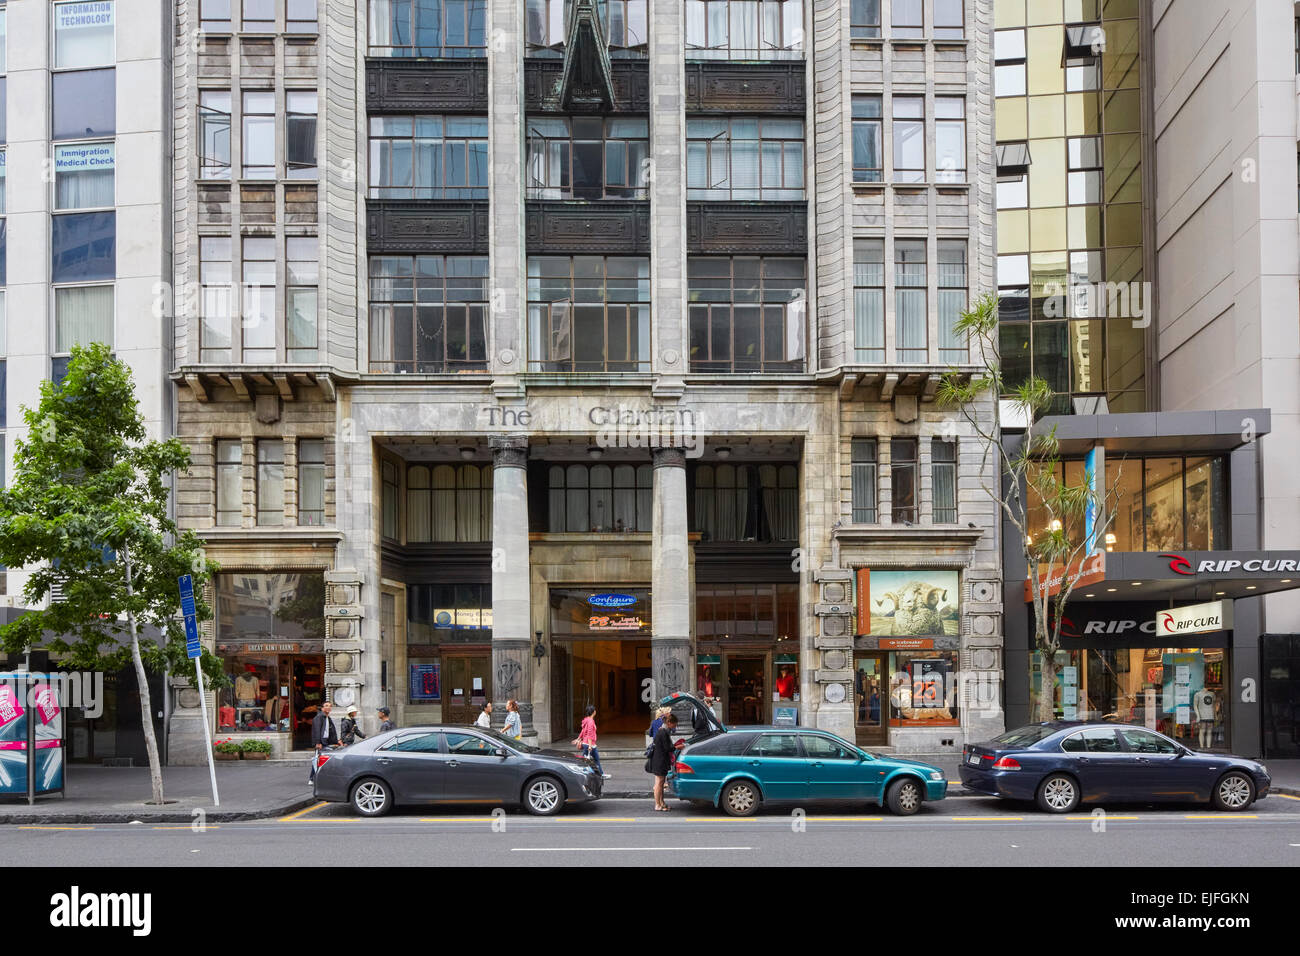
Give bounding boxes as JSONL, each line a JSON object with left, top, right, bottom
{"left": 649, "top": 713, "right": 678, "bottom": 811}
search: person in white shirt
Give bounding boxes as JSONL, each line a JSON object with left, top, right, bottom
{"left": 475, "top": 701, "right": 493, "bottom": 729}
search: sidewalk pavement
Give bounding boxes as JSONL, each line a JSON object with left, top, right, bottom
{"left": 3, "top": 756, "right": 1296, "bottom": 824}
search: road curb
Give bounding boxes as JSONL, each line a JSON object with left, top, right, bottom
{"left": 0, "top": 795, "right": 317, "bottom": 826}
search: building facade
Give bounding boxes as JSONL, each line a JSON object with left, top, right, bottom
{"left": 166, "top": 0, "right": 1006, "bottom": 762}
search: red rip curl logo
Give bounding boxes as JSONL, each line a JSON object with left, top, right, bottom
{"left": 1161, "top": 553, "right": 1193, "bottom": 575}
{"left": 1160, "top": 612, "right": 1174, "bottom": 631}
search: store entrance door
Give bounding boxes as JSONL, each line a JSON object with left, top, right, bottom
{"left": 726, "top": 656, "right": 766, "bottom": 726}
{"left": 442, "top": 653, "right": 491, "bottom": 726}
{"left": 854, "top": 653, "right": 887, "bottom": 746}
{"left": 567, "top": 641, "right": 650, "bottom": 736}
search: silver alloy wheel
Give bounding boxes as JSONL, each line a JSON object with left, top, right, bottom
{"left": 528, "top": 778, "right": 561, "bottom": 814}
{"left": 1217, "top": 774, "right": 1251, "bottom": 809}
{"left": 354, "top": 781, "right": 387, "bottom": 815}
{"left": 896, "top": 781, "right": 920, "bottom": 813}
{"left": 1043, "top": 777, "right": 1075, "bottom": 811}
{"left": 725, "top": 782, "right": 757, "bottom": 815}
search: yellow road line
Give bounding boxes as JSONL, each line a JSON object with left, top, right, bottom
{"left": 18, "top": 825, "right": 95, "bottom": 830}
{"left": 1275, "top": 793, "right": 1300, "bottom": 801}
{"left": 1183, "top": 814, "right": 1258, "bottom": 820}
{"left": 279, "top": 801, "right": 328, "bottom": 822}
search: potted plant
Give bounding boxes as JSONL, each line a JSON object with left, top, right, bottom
{"left": 213, "top": 738, "right": 241, "bottom": 760}
{"left": 241, "top": 739, "right": 273, "bottom": 760}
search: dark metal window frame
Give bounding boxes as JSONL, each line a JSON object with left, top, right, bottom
{"left": 526, "top": 0, "right": 649, "bottom": 57}
{"left": 369, "top": 115, "right": 490, "bottom": 200}
{"left": 690, "top": 462, "right": 798, "bottom": 542}
{"left": 684, "top": 0, "right": 805, "bottom": 60}
{"left": 526, "top": 255, "right": 651, "bottom": 373}
{"left": 297, "top": 438, "right": 326, "bottom": 527}
{"left": 547, "top": 461, "right": 653, "bottom": 533}
{"left": 687, "top": 255, "right": 806, "bottom": 373}
{"left": 931, "top": 438, "right": 957, "bottom": 523}
{"left": 525, "top": 115, "right": 649, "bottom": 200}
{"left": 368, "top": 0, "right": 488, "bottom": 58}
{"left": 850, "top": 438, "right": 877, "bottom": 523}
{"left": 890, "top": 438, "right": 918, "bottom": 524}
{"left": 685, "top": 115, "right": 806, "bottom": 201}
{"left": 255, "top": 439, "right": 285, "bottom": 527}
{"left": 851, "top": 94, "right": 882, "bottom": 183}
{"left": 368, "top": 254, "right": 490, "bottom": 373}
{"left": 199, "top": 91, "right": 232, "bottom": 179}
{"left": 850, "top": 0, "right": 881, "bottom": 40}
{"left": 216, "top": 438, "right": 242, "bottom": 527}
{"left": 406, "top": 462, "right": 493, "bottom": 543}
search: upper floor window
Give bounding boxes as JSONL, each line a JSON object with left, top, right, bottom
{"left": 686, "top": 117, "right": 805, "bottom": 201}
{"left": 407, "top": 463, "right": 492, "bottom": 542}
{"left": 369, "top": 115, "right": 488, "bottom": 200}
{"left": 216, "top": 439, "right": 242, "bottom": 526}
{"left": 932, "top": 439, "right": 956, "bottom": 523}
{"left": 852, "top": 238, "right": 883, "bottom": 362}
{"left": 994, "top": 29, "right": 1026, "bottom": 97}
{"left": 1063, "top": 23, "right": 1101, "bottom": 91}
{"left": 851, "top": 95, "right": 882, "bottom": 183}
{"left": 200, "top": 0, "right": 232, "bottom": 32}
{"left": 287, "top": 0, "right": 318, "bottom": 32}
{"left": 199, "top": 92, "right": 232, "bottom": 179}
{"left": 894, "top": 239, "right": 926, "bottom": 363}
{"left": 381, "top": 460, "right": 398, "bottom": 539}
{"left": 52, "top": 68, "right": 115, "bottom": 141}
{"left": 527, "top": 0, "right": 648, "bottom": 57}
{"left": 54, "top": 1, "right": 115, "bottom": 69}
{"left": 526, "top": 116, "right": 648, "bottom": 200}
{"left": 370, "top": 0, "right": 487, "bottom": 56}
{"left": 685, "top": 0, "right": 803, "bottom": 60}
{"left": 242, "top": 91, "right": 275, "bottom": 179}
{"left": 200, "top": 237, "right": 233, "bottom": 362}
{"left": 891, "top": 0, "right": 921, "bottom": 39}
{"left": 242, "top": 237, "right": 275, "bottom": 361}
{"left": 937, "top": 239, "right": 967, "bottom": 363}
{"left": 243, "top": 0, "right": 274, "bottom": 31}
{"left": 935, "top": 97, "right": 965, "bottom": 183}
{"left": 286, "top": 237, "right": 319, "bottom": 362}
{"left": 1107, "top": 456, "right": 1227, "bottom": 553}
{"left": 54, "top": 142, "right": 115, "bottom": 211}
{"left": 1067, "top": 135, "right": 1101, "bottom": 206}
{"left": 850, "top": 438, "right": 876, "bottom": 522}
{"left": 933, "top": 0, "right": 963, "bottom": 39}
{"left": 369, "top": 255, "right": 489, "bottom": 373}
{"left": 0, "top": 8, "right": 7, "bottom": 74}
{"left": 850, "top": 0, "right": 880, "bottom": 39}
{"left": 892, "top": 96, "right": 924, "bottom": 183}
{"left": 256, "top": 439, "right": 284, "bottom": 526}
{"left": 297, "top": 439, "right": 325, "bottom": 526}
{"left": 286, "top": 91, "right": 318, "bottom": 179}
{"left": 688, "top": 256, "right": 805, "bottom": 373}
{"left": 548, "top": 463, "right": 652, "bottom": 533}
{"left": 527, "top": 256, "right": 650, "bottom": 373}
{"left": 692, "top": 463, "right": 797, "bottom": 542}
{"left": 890, "top": 438, "right": 917, "bottom": 523}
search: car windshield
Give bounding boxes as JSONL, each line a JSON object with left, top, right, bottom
{"left": 992, "top": 725, "right": 1058, "bottom": 747}
{"left": 475, "top": 728, "right": 540, "bottom": 754}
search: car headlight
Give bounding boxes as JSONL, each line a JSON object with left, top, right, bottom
{"left": 1257, "top": 763, "right": 1268, "bottom": 776}
{"left": 928, "top": 771, "right": 943, "bottom": 781}
{"left": 566, "top": 764, "right": 591, "bottom": 776}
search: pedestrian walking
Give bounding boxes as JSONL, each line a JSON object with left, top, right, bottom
{"left": 377, "top": 706, "right": 395, "bottom": 733}
{"left": 340, "top": 705, "right": 367, "bottom": 746}
{"left": 309, "top": 701, "right": 338, "bottom": 783}
{"left": 573, "top": 705, "right": 609, "bottom": 779}
{"left": 647, "top": 712, "right": 678, "bottom": 811}
{"left": 475, "top": 701, "right": 493, "bottom": 729}
{"left": 647, "top": 705, "right": 671, "bottom": 744}
{"left": 502, "top": 699, "right": 523, "bottom": 739}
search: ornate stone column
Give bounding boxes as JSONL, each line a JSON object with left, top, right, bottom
{"left": 490, "top": 435, "right": 535, "bottom": 738}
{"left": 652, "top": 447, "right": 691, "bottom": 698}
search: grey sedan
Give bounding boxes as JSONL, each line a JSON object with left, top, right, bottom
{"left": 312, "top": 726, "right": 603, "bottom": 816}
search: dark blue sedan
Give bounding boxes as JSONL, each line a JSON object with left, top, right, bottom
{"left": 959, "top": 722, "right": 1271, "bottom": 813}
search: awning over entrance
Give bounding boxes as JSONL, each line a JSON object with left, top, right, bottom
{"left": 1065, "top": 550, "right": 1300, "bottom": 603}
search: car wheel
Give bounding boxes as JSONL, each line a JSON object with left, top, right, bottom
{"left": 523, "top": 775, "right": 564, "bottom": 816}
{"left": 720, "top": 779, "right": 761, "bottom": 817}
{"left": 1211, "top": 772, "right": 1254, "bottom": 811}
{"left": 1036, "top": 773, "right": 1080, "bottom": 813}
{"left": 350, "top": 778, "right": 392, "bottom": 817}
{"left": 886, "top": 777, "right": 924, "bottom": 816}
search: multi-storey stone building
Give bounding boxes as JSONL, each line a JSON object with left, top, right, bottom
{"left": 167, "top": 0, "right": 1005, "bottom": 762}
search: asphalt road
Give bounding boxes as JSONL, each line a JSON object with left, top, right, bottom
{"left": 6, "top": 793, "right": 1300, "bottom": 866}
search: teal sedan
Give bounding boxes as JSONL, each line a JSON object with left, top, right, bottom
{"left": 667, "top": 726, "right": 948, "bottom": 816}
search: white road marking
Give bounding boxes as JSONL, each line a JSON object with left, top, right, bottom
{"left": 510, "top": 845, "right": 751, "bottom": 852}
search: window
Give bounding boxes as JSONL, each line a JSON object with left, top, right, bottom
{"left": 892, "top": 96, "right": 924, "bottom": 182}
{"left": 935, "top": 97, "right": 965, "bottom": 183}
{"left": 216, "top": 439, "right": 243, "bottom": 526}
{"left": 527, "top": 256, "right": 650, "bottom": 372}
{"left": 297, "top": 439, "right": 325, "bottom": 526}
{"left": 369, "top": 255, "right": 489, "bottom": 373}
{"left": 851, "top": 95, "right": 882, "bottom": 183}
{"left": 242, "top": 91, "right": 274, "bottom": 179}
{"left": 853, "top": 239, "right": 884, "bottom": 361}
{"left": 1061, "top": 728, "right": 1120, "bottom": 753}
{"left": 199, "top": 92, "right": 232, "bottom": 180}
{"left": 286, "top": 91, "right": 318, "bottom": 179}
{"left": 1117, "top": 728, "right": 1179, "bottom": 755}
{"left": 850, "top": 0, "right": 880, "bottom": 39}
{"left": 53, "top": 211, "right": 115, "bottom": 283}
{"left": 381, "top": 460, "right": 398, "bottom": 539}
{"left": 241, "top": 237, "right": 275, "bottom": 362}
{"left": 54, "top": 142, "right": 115, "bottom": 210}
{"left": 695, "top": 583, "right": 798, "bottom": 641}
{"left": 1064, "top": 23, "right": 1101, "bottom": 91}
{"left": 686, "top": 117, "right": 804, "bottom": 200}
{"left": 933, "top": 0, "right": 963, "bottom": 39}
{"left": 199, "top": 238, "right": 233, "bottom": 362}
{"left": 527, "top": 117, "right": 648, "bottom": 200}
{"left": 937, "top": 239, "right": 967, "bottom": 362}
{"left": 688, "top": 257, "right": 806, "bottom": 373}
{"left": 549, "top": 463, "right": 652, "bottom": 533}
{"left": 890, "top": 438, "right": 917, "bottom": 523}
{"left": 994, "top": 29, "right": 1026, "bottom": 97}
{"left": 996, "top": 143, "right": 1029, "bottom": 209}
{"left": 256, "top": 440, "right": 284, "bottom": 526}
{"left": 406, "top": 463, "right": 492, "bottom": 542}
{"left": 850, "top": 438, "right": 876, "bottom": 522}
{"left": 52, "top": 69, "right": 116, "bottom": 140}
{"left": 53, "top": 285, "right": 114, "bottom": 380}
{"left": 287, "top": 0, "right": 318, "bottom": 32}
{"left": 894, "top": 239, "right": 926, "bottom": 362}
{"left": 200, "top": 0, "right": 232, "bottom": 31}
{"left": 684, "top": 0, "right": 802, "bottom": 60}
{"left": 747, "top": 733, "right": 800, "bottom": 758}
{"left": 446, "top": 732, "right": 496, "bottom": 754}
{"left": 370, "top": 0, "right": 487, "bottom": 56}
{"left": 1067, "top": 135, "right": 1101, "bottom": 206}
{"left": 932, "top": 439, "right": 956, "bottom": 523}
{"left": 891, "top": 0, "right": 921, "bottom": 39}
{"left": 383, "top": 732, "right": 442, "bottom": 753}
{"left": 286, "top": 237, "right": 318, "bottom": 362}
{"left": 0, "top": 294, "right": 6, "bottom": 429}
{"left": 691, "top": 463, "right": 797, "bottom": 541}
{"left": 370, "top": 116, "right": 489, "bottom": 200}
{"left": 242, "top": 0, "right": 274, "bottom": 30}
{"left": 0, "top": 8, "right": 6, "bottom": 73}
{"left": 1108, "top": 455, "right": 1228, "bottom": 552}
{"left": 407, "top": 583, "right": 492, "bottom": 644}
{"left": 54, "top": 1, "right": 115, "bottom": 69}
{"left": 802, "top": 734, "right": 855, "bottom": 759}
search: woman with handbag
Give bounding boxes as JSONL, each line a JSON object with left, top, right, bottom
{"left": 647, "top": 712, "right": 678, "bottom": 811}
{"left": 573, "top": 705, "right": 609, "bottom": 779}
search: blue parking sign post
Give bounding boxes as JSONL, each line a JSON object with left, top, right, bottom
{"left": 180, "top": 575, "right": 219, "bottom": 807}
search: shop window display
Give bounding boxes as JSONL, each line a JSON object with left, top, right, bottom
{"left": 888, "top": 651, "right": 959, "bottom": 727}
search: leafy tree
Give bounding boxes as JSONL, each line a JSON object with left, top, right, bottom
{"left": 0, "top": 344, "right": 222, "bottom": 805}
{"left": 937, "top": 293, "right": 1125, "bottom": 721}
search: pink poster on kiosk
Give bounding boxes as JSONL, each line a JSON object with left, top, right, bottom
{"left": 34, "top": 685, "right": 60, "bottom": 724}
{"left": 0, "top": 685, "right": 24, "bottom": 730}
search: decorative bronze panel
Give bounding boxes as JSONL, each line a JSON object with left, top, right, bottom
{"left": 526, "top": 201, "right": 651, "bottom": 253}
{"left": 366, "top": 200, "right": 489, "bottom": 253}
{"left": 686, "top": 202, "right": 808, "bottom": 254}
{"left": 684, "top": 62, "right": 805, "bottom": 113}
{"left": 524, "top": 58, "right": 650, "bottom": 113}
{"left": 366, "top": 59, "right": 489, "bottom": 113}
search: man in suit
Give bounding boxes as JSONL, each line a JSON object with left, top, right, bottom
{"left": 309, "top": 701, "right": 338, "bottom": 783}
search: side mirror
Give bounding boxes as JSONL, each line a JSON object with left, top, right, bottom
{"left": 495, "top": 748, "right": 509, "bottom": 758}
